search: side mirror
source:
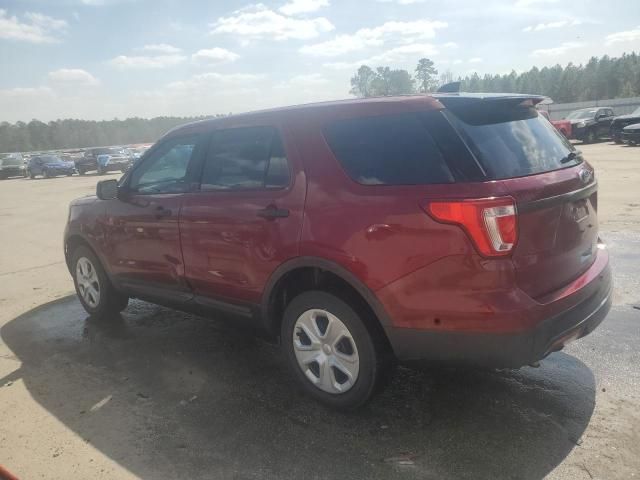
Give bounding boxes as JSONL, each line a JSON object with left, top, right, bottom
{"left": 96, "top": 179, "right": 118, "bottom": 200}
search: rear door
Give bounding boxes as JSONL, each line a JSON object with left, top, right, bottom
{"left": 443, "top": 99, "right": 598, "bottom": 298}
{"left": 180, "top": 123, "right": 306, "bottom": 307}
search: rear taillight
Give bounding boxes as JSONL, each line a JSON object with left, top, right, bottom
{"left": 426, "top": 197, "right": 518, "bottom": 257}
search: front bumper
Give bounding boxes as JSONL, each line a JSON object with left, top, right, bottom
{"left": 384, "top": 252, "right": 612, "bottom": 368}
{"left": 622, "top": 131, "right": 640, "bottom": 143}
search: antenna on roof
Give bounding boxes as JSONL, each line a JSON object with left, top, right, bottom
{"left": 437, "top": 81, "right": 461, "bottom": 93}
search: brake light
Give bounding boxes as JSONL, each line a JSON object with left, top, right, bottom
{"left": 426, "top": 197, "right": 518, "bottom": 257}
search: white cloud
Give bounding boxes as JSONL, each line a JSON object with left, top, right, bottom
{"left": 277, "top": 73, "right": 329, "bottom": 90}
{"left": 108, "top": 54, "right": 187, "bottom": 69}
{"left": 442, "top": 41, "right": 458, "bottom": 48}
{"left": 531, "top": 41, "right": 584, "bottom": 57}
{"left": 138, "top": 43, "right": 182, "bottom": 54}
{"left": 376, "top": 0, "right": 427, "bottom": 4}
{"left": 323, "top": 42, "right": 439, "bottom": 69}
{"left": 192, "top": 47, "right": 240, "bottom": 64}
{"left": 48, "top": 68, "right": 99, "bottom": 86}
{"left": 0, "top": 9, "right": 68, "bottom": 44}
{"left": 468, "top": 57, "right": 483, "bottom": 63}
{"left": 515, "top": 0, "right": 558, "bottom": 6}
{"left": 452, "top": 59, "right": 463, "bottom": 65}
{"left": 279, "top": 0, "right": 329, "bottom": 16}
{"left": 605, "top": 25, "right": 640, "bottom": 45}
{"left": 300, "top": 19, "right": 447, "bottom": 57}
{"left": 523, "top": 19, "right": 582, "bottom": 32}
{"left": 210, "top": 4, "right": 334, "bottom": 41}
{"left": 167, "top": 72, "right": 265, "bottom": 91}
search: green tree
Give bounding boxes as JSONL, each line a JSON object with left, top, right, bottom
{"left": 349, "top": 65, "right": 377, "bottom": 97}
{"left": 415, "top": 58, "right": 438, "bottom": 93}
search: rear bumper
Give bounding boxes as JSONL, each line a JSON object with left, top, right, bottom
{"left": 383, "top": 251, "right": 612, "bottom": 368}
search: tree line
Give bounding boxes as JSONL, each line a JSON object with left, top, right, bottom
{"left": 0, "top": 116, "right": 216, "bottom": 154}
{"left": 350, "top": 51, "right": 640, "bottom": 102}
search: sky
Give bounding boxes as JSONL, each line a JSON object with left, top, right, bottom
{"left": 0, "top": 0, "right": 639, "bottom": 122}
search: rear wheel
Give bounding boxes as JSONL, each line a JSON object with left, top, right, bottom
{"left": 78, "top": 168, "right": 85, "bottom": 176}
{"left": 28, "top": 170, "right": 35, "bottom": 179}
{"left": 43, "top": 169, "right": 50, "bottom": 179}
{"left": 71, "top": 245, "right": 128, "bottom": 318}
{"left": 281, "top": 290, "right": 389, "bottom": 409}
{"left": 584, "top": 129, "right": 597, "bottom": 144}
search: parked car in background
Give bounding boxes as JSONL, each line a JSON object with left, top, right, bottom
{"left": 65, "top": 94, "right": 611, "bottom": 409}
{"left": 27, "top": 155, "right": 76, "bottom": 178}
{"left": 622, "top": 123, "right": 640, "bottom": 145}
{"left": 75, "top": 147, "right": 132, "bottom": 175}
{"left": 610, "top": 106, "right": 640, "bottom": 143}
{"left": 0, "top": 154, "right": 26, "bottom": 179}
{"left": 538, "top": 110, "right": 572, "bottom": 138}
{"left": 565, "top": 107, "right": 615, "bottom": 143}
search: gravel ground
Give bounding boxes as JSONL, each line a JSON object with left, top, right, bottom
{"left": 0, "top": 142, "right": 638, "bottom": 479}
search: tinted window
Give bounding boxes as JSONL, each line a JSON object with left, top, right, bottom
{"left": 201, "top": 126, "right": 290, "bottom": 190}
{"left": 129, "top": 134, "right": 204, "bottom": 194}
{"left": 445, "top": 105, "right": 579, "bottom": 180}
{"left": 323, "top": 113, "right": 454, "bottom": 185}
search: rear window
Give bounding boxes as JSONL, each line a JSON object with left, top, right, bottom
{"left": 323, "top": 113, "right": 454, "bottom": 186}
{"left": 444, "top": 105, "right": 579, "bottom": 180}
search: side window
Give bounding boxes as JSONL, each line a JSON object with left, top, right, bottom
{"left": 200, "top": 126, "right": 290, "bottom": 191}
{"left": 129, "top": 134, "right": 204, "bottom": 194}
{"left": 323, "top": 113, "right": 454, "bottom": 185}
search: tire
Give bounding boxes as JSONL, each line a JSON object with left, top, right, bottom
{"left": 71, "top": 245, "right": 128, "bottom": 318}
{"left": 78, "top": 168, "right": 85, "bottom": 176}
{"left": 281, "top": 290, "right": 390, "bottom": 409}
{"left": 28, "top": 170, "right": 35, "bottom": 179}
{"left": 97, "top": 166, "right": 105, "bottom": 175}
{"left": 66, "top": 171, "right": 73, "bottom": 176}
{"left": 584, "top": 129, "right": 597, "bottom": 144}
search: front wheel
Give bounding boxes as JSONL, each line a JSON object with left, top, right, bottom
{"left": 78, "top": 168, "right": 85, "bottom": 176}
{"left": 584, "top": 129, "right": 597, "bottom": 144}
{"left": 281, "top": 290, "right": 390, "bottom": 409}
{"left": 43, "top": 169, "right": 50, "bottom": 179}
{"left": 71, "top": 245, "right": 128, "bottom": 318}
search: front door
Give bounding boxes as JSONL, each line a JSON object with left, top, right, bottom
{"left": 180, "top": 124, "right": 306, "bottom": 308}
{"left": 103, "top": 132, "right": 208, "bottom": 301}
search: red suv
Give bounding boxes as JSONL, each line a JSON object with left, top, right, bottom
{"left": 64, "top": 94, "right": 612, "bottom": 409}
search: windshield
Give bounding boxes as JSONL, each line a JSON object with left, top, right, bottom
{"left": 566, "top": 110, "right": 597, "bottom": 120}
{"left": 39, "top": 155, "right": 62, "bottom": 163}
{"left": 445, "top": 104, "right": 579, "bottom": 180}
{"left": 0, "top": 156, "right": 22, "bottom": 166}
{"left": 94, "top": 148, "right": 123, "bottom": 155}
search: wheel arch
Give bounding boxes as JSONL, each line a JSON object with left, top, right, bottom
{"left": 261, "top": 257, "right": 393, "bottom": 346}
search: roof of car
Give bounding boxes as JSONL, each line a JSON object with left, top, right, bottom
{"left": 168, "top": 92, "right": 546, "bottom": 137}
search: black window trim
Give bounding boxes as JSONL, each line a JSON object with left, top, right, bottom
{"left": 191, "top": 124, "right": 293, "bottom": 194}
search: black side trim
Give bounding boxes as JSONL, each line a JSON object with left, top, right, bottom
{"left": 120, "top": 281, "right": 194, "bottom": 303}
{"left": 194, "top": 295, "right": 254, "bottom": 318}
{"left": 518, "top": 182, "right": 597, "bottom": 214}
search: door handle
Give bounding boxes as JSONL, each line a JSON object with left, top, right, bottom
{"left": 257, "top": 205, "right": 289, "bottom": 220}
{"left": 153, "top": 205, "right": 172, "bottom": 219}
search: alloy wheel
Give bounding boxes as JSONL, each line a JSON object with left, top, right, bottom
{"left": 292, "top": 309, "right": 360, "bottom": 394}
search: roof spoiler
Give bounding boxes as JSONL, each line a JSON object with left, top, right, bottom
{"left": 437, "top": 81, "right": 461, "bottom": 93}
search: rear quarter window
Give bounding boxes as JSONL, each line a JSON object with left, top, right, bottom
{"left": 444, "top": 105, "right": 579, "bottom": 180}
{"left": 323, "top": 113, "right": 455, "bottom": 186}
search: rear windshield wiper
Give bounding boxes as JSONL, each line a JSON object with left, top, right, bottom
{"left": 560, "top": 151, "right": 580, "bottom": 164}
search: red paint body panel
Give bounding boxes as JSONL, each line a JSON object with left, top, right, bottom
{"left": 65, "top": 94, "right": 611, "bottom": 366}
